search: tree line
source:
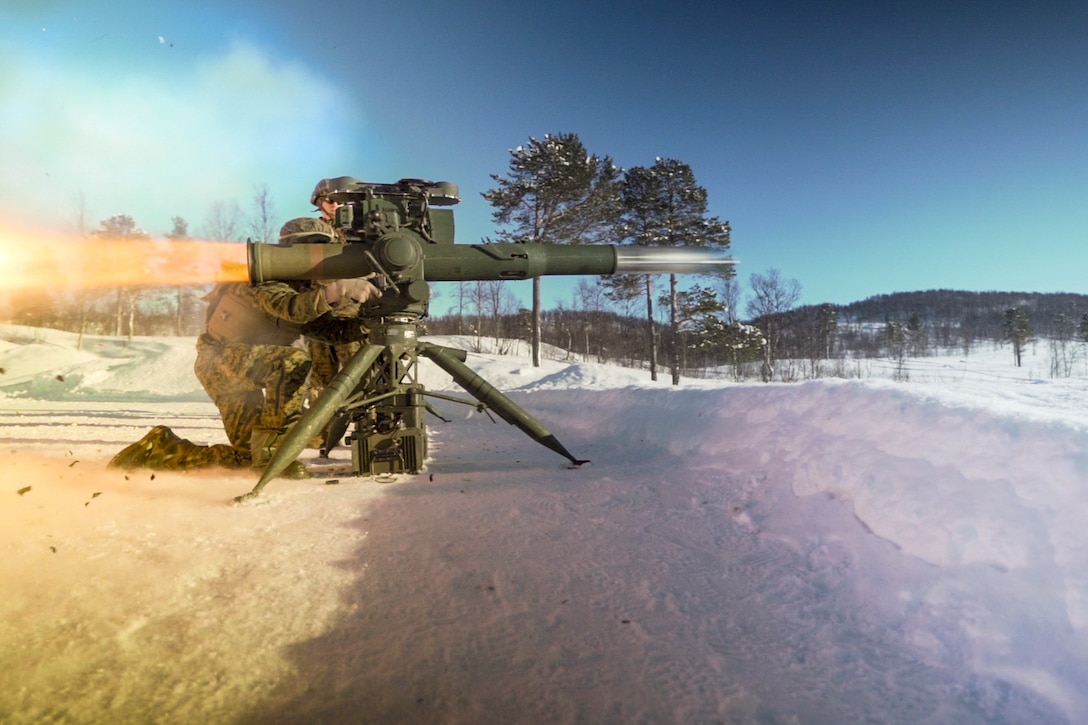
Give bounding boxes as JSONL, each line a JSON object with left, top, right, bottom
{"left": 426, "top": 285, "right": 1088, "bottom": 381}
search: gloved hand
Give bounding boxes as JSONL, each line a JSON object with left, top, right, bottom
{"left": 324, "top": 277, "right": 382, "bottom": 305}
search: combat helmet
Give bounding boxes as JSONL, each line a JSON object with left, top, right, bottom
{"left": 278, "top": 217, "right": 336, "bottom": 245}
{"left": 311, "top": 176, "right": 363, "bottom": 207}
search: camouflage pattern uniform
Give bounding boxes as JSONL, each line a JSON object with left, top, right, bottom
{"left": 308, "top": 338, "right": 363, "bottom": 398}
{"left": 110, "top": 217, "right": 369, "bottom": 475}
{"left": 195, "top": 279, "right": 355, "bottom": 469}
{"left": 302, "top": 212, "right": 364, "bottom": 404}
{"left": 108, "top": 424, "right": 246, "bottom": 471}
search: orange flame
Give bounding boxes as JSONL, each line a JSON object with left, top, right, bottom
{"left": 0, "top": 224, "right": 250, "bottom": 291}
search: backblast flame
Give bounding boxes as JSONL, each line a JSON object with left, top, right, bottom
{"left": 0, "top": 223, "right": 249, "bottom": 292}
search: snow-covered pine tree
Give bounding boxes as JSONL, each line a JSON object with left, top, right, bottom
{"left": 483, "top": 133, "right": 622, "bottom": 366}
{"left": 611, "top": 158, "right": 732, "bottom": 383}
{"left": 1003, "top": 307, "right": 1033, "bottom": 367}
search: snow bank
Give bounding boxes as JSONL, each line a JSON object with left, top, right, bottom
{"left": 2, "top": 325, "right": 1086, "bottom": 722}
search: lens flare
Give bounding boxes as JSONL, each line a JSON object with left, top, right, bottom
{"left": 0, "top": 223, "right": 249, "bottom": 292}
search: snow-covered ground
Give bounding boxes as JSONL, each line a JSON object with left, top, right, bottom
{"left": 2, "top": 323, "right": 1087, "bottom": 723}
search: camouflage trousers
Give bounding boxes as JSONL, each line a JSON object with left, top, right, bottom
{"left": 306, "top": 339, "right": 363, "bottom": 402}
{"left": 108, "top": 425, "right": 247, "bottom": 471}
{"left": 194, "top": 334, "right": 313, "bottom": 463}
{"left": 108, "top": 337, "right": 313, "bottom": 474}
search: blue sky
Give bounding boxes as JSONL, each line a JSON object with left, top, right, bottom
{"left": 2, "top": 1, "right": 1087, "bottom": 311}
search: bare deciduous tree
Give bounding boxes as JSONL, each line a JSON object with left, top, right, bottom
{"left": 67, "top": 190, "right": 92, "bottom": 349}
{"left": 248, "top": 183, "right": 277, "bottom": 244}
{"left": 746, "top": 268, "right": 801, "bottom": 382}
{"left": 200, "top": 200, "right": 244, "bottom": 242}
{"left": 717, "top": 275, "right": 742, "bottom": 324}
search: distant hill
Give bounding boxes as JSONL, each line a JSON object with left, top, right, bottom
{"left": 798, "top": 290, "right": 1088, "bottom": 340}
{"left": 766, "top": 290, "right": 1088, "bottom": 360}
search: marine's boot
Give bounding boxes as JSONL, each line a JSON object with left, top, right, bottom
{"left": 108, "top": 425, "right": 182, "bottom": 469}
{"left": 249, "top": 427, "right": 309, "bottom": 480}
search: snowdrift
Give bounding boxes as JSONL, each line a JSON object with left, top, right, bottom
{"left": 2, "top": 325, "right": 1086, "bottom": 723}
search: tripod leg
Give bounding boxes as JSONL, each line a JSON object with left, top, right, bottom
{"left": 424, "top": 401, "right": 451, "bottom": 423}
{"left": 236, "top": 343, "right": 385, "bottom": 502}
{"left": 419, "top": 343, "right": 589, "bottom": 467}
{"left": 320, "top": 411, "right": 352, "bottom": 457}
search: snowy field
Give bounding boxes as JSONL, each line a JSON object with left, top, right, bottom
{"left": 2, "top": 323, "right": 1088, "bottom": 723}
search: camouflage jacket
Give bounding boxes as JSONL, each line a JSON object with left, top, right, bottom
{"left": 204, "top": 281, "right": 367, "bottom": 347}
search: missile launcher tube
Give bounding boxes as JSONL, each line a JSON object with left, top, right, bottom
{"left": 248, "top": 240, "right": 732, "bottom": 284}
